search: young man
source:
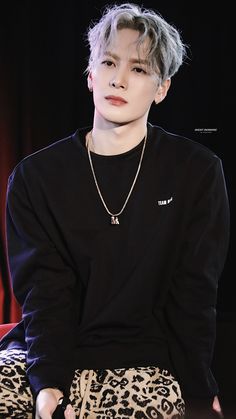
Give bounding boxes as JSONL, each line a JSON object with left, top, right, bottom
{"left": 0, "top": 3, "right": 229, "bottom": 418}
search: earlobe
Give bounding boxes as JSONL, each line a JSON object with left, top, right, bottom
{"left": 154, "top": 90, "right": 164, "bottom": 105}
{"left": 154, "top": 78, "right": 171, "bottom": 104}
{"left": 87, "top": 73, "right": 93, "bottom": 92}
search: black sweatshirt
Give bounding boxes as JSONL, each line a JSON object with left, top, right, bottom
{"left": 1, "top": 123, "right": 230, "bottom": 412}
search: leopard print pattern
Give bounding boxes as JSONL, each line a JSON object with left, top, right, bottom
{"left": 0, "top": 349, "right": 33, "bottom": 418}
{"left": 0, "top": 349, "right": 185, "bottom": 418}
{"left": 70, "top": 367, "right": 185, "bottom": 418}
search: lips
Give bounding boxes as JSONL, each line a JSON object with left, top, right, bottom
{"left": 105, "top": 95, "right": 128, "bottom": 105}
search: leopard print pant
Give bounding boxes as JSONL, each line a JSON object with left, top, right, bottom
{"left": 0, "top": 349, "right": 185, "bottom": 418}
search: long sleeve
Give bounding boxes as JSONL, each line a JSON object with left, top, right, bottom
{"left": 3, "top": 126, "right": 231, "bottom": 415}
{"left": 6, "top": 163, "right": 78, "bottom": 397}
{"left": 164, "top": 157, "right": 230, "bottom": 412}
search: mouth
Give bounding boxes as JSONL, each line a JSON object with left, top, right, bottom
{"left": 105, "top": 96, "right": 128, "bottom": 106}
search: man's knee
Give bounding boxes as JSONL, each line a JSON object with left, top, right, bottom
{"left": 0, "top": 349, "right": 33, "bottom": 417}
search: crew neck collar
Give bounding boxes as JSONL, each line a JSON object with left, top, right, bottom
{"left": 73, "top": 123, "right": 153, "bottom": 160}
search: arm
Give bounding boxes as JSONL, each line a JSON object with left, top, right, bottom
{"left": 6, "top": 163, "right": 77, "bottom": 399}
{"left": 164, "top": 157, "right": 230, "bottom": 416}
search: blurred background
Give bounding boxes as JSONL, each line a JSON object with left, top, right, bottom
{"left": 0, "top": 0, "right": 234, "bottom": 416}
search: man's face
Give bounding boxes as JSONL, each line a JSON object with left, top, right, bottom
{"left": 88, "top": 28, "right": 169, "bottom": 128}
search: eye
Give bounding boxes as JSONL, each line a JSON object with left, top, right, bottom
{"left": 101, "top": 60, "right": 115, "bottom": 67}
{"left": 133, "top": 67, "right": 147, "bottom": 74}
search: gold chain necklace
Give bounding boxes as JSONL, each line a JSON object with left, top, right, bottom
{"left": 86, "top": 130, "right": 147, "bottom": 225}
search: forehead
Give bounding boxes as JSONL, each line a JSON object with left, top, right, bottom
{"left": 104, "top": 28, "right": 150, "bottom": 59}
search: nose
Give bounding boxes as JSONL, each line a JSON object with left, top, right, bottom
{"left": 109, "top": 80, "right": 126, "bottom": 89}
{"left": 109, "top": 68, "right": 127, "bottom": 89}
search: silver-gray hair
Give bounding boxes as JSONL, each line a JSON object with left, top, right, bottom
{"left": 85, "top": 3, "right": 188, "bottom": 82}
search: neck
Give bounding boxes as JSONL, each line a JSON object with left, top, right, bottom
{"left": 87, "top": 119, "right": 147, "bottom": 156}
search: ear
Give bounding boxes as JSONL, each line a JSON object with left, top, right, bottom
{"left": 87, "top": 72, "right": 93, "bottom": 92}
{"left": 154, "top": 78, "right": 171, "bottom": 104}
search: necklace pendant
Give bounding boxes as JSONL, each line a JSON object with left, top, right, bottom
{"left": 111, "top": 216, "right": 119, "bottom": 225}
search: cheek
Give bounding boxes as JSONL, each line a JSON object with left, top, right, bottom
{"left": 91, "top": 68, "right": 108, "bottom": 86}
{"left": 91, "top": 77, "right": 106, "bottom": 98}
{"left": 134, "top": 79, "right": 157, "bottom": 98}
{"left": 136, "top": 87, "right": 157, "bottom": 106}
{"left": 92, "top": 85, "right": 106, "bottom": 110}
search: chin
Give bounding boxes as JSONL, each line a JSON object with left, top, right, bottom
{"left": 97, "top": 106, "right": 128, "bottom": 122}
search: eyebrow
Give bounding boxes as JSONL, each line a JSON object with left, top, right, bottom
{"left": 104, "top": 51, "right": 149, "bottom": 65}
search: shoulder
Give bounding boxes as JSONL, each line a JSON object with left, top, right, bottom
{"left": 8, "top": 128, "right": 88, "bottom": 188}
{"left": 10, "top": 132, "right": 74, "bottom": 175}
{"left": 148, "top": 123, "right": 222, "bottom": 173}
